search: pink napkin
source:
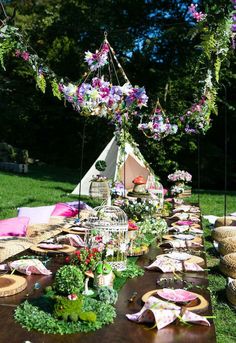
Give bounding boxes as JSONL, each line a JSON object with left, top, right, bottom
{"left": 126, "top": 296, "right": 210, "bottom": 330}
{"left": 145, "top": 256, "right": 203, "bottom": 272}
{"left": 56, "top": 234, "right": 85, "bottom": 247}
{"left": 9, "top": 259, "right": 52, "bottom": 275}
{"left": 175, "top": 219, "right": 199, "bottom": 225}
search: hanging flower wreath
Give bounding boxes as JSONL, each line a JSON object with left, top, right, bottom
{"left": 138, "top": 102, "right": 178, "bottom": 141}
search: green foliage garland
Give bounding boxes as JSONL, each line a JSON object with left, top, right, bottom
{"left": 14, "top": 297, "right": 116, "bottom": 334}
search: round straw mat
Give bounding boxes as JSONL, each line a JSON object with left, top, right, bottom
{"left": 212, "top": 226, "right": 236, "bottom": 243}
{"left": 0, "top": 275, "right": 27, "bottom": 297}
{"left": 218, "top": 237, "right": 236, "bottom": 256}
{"left": 226, "top": 279, "right": 236, "bottom": 306}
{"left": 0, "top": 237, "right": 32, "bottom": 263}
{"left": 142, "top": 289, "right": 209, "bottom": 314}
{"left": 215, "top": 217, "right": 236, "bottom": 228}
{"left": 219, "top": 253, "right": 236, "bottom": 278}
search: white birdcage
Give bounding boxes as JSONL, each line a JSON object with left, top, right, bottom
{"left": 86, "top": 205, "right": 128, "bottom": 271}
{"left": 146, "top": 175, "right": 164, "bottom": 208}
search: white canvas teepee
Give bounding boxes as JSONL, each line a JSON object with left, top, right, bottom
{"left": 71, "top": 136, "right": 154, "bottom": 196}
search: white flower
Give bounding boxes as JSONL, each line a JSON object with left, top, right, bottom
{"left": 119, "top": 243, "right": 127, "bottom": 253}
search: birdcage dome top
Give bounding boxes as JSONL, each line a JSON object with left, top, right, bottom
{"left": 86, "top": 205, "right": 128, "bottom": 232}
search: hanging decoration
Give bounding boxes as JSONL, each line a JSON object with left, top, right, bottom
{"left": 138, "top": 101, "right": 178, "bottom": 141}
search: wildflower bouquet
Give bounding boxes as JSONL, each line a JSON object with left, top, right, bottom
{"left": 168, "top": 170, "right": 192, "bottom": 183}
{"left": 65, "top": 247, "right": 102, "bottom": 273}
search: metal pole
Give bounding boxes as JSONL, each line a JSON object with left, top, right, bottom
{"left": 78, "top": 118, "right": 86, "bottom": 219}
{"left": 224, "top": 86, "right": 227, "bottom": 225}
{"left": 197, "top": 134, "right": 200, "bottom": 206}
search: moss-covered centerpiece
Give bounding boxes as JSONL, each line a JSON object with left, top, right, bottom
{"left": 14, "top": 264, "right": 116, "bottom": 334}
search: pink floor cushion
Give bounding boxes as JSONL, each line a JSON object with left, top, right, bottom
{"left": 18, "top": 205, "right": 55, "bottom": 224}
{"left": 0, "top": 217, "right": 29, "bottom": 236}
{"left": 51, "top": 203, "right": 78, "bottom": 217}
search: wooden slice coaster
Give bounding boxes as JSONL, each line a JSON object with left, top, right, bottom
{"left": 0, "top": 275, "right": 27, "bottom": 297}
{"left": 141, "top": 289, "right": 209, "bottom": 314}
{"left": 30, "top": 244, "right": 76, "bottom": 255}
{"left": 62, "top": 228, "right": 87, "bottom": 235}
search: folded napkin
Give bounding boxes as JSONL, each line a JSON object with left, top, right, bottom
{"left": 174, "top": 219, "right": 200, "bottom": 226}
{"left": 160, "top": 239, "right": 202, "bottom": 249}
{"left": 168, "top": 225, "right": 190, "bottom": 233}
{"left": 56, "top": 234, "right": 85, "bottom": 247}
{"left": 126, "top": 295, "right": 210, "bottom": 330}
{"left": 173, "top": 205, "right": 200, "bottom": 213}
{"left": 145, "top": 256, "right": 203, "bottom": 272}
{"left": 9, "top": 259, "right": 52, "bottom": 275}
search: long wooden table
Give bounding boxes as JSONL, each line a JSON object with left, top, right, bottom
{"left": 0, "top": 242, "right": 216, "bottom": 343}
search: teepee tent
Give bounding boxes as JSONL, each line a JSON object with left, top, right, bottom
{"left": 71, "top": 135, "right": 155, "bottom": 196}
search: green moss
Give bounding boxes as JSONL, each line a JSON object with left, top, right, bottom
{"left": 53, "top": 295, "right": 96, "bottom": 322}
{"left": 14, "top": 297, "right": 116, "bottom": 334}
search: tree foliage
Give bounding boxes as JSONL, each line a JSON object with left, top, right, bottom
{"left": 0, "top": 0, "right": 235, "bottom": 189}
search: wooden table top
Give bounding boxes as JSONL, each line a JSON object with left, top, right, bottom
{"left": 0, "top": 243, "right": 216, "bottom": 343}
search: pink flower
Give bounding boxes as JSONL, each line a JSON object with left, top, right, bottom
{"left": 15, "top": 49, "right": 21, "bottom": 57}
{"left": 21, "top": 51, "right": 30, "bottom": 61}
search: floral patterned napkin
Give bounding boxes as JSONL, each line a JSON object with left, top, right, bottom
{"left": 9, "top": 259, "right": 52, "bottom": 275}
{"left": 160, "top": 239, "right": 202, "bottom": 249}
{"left": 126, "top": 295, "right": 210, "bottom": 330}
{"left": 56, "top": 234, "right": 85, "bottom": 247}
{"left": 145, "top": 255, "right": 203, "bottom": 272}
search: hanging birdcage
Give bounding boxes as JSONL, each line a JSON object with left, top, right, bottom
{"left": 86, "top": 205, "right": 128, "bottom": 271}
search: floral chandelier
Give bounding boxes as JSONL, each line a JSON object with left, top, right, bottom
{"left": 59, "top": 35, "right": 148, "bottom": 123}
{"left": 138, "top": 101, "right": 178, "bottom": 141}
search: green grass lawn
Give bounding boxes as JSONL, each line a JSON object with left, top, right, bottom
{"left": 0, "top": 166, "right": 236, "bottom": 342}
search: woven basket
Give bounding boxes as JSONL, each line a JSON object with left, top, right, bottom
{"left": 218, "top": 237, "right": 236, "bottom": 256}
{"left": 89, "top": 180, "right": 110, "bottom": 199}
{"left": 215, "top": 216, "right": 236, "bottom": 228}
{"left": 219, "top": 253, "right": 236, "bottom": 278}
{"left": 211, "top": 226, "right": 236, "bottom": 243}
{"left": 178, "top": 188, "right": 192, "bottom": 198}
{"left": 226, "top": 279, "right": 236, "bottom": 306}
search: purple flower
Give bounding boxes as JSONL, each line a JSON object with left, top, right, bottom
{"left": 232, "top": 24, "right": 236, "bottom": 32}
